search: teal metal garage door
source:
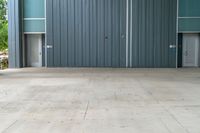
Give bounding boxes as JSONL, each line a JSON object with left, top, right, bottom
{"left": 46, "top": 0, "right": 127, "bottom": 67}
{"left": 46, "top": 0, "right": 177, "bottom": 68}
{"left": 127, "top": 0, "right": 177, "bottom": 68}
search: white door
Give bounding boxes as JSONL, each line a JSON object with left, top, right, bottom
{"left": 182, "top": 34, "right": 199, "bottom": 67}
{"left": 27, "top": 34, "right": 42, "bottom": 67}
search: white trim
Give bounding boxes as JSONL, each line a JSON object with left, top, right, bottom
{"left": 126, "top": 0, "right": 129, "bottom": 68}
{"left": 176, "top": 0, "right": 179, "bottom": 68}
{"left": 179, "top": 17, "right": 200, "bottom": 19}
{"left": 182, "top": 34, "right": 200, "bottom": 67}
{"left": 45, "top": 0, "right": 47, "bottom": 67}
{"left": 129, "top": 0, "right": 133, "bottom": 67}
{"left": 24, "top": 18, "right": 46, "bottom": 20}
{"left": 179, "top": 31, "right": 200, "bottom": 33}
{"left": 24, "top": 32, "right": 45, "bottom": 34}
{"left": 26, "top": 34, "right": 43, "bottom": 67}
{"left": 22, "top": 0, "right": 26, "bottom": 67}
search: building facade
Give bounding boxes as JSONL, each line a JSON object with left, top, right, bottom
{"left": 8, "top": 0, "right": 200, "bottom": 68}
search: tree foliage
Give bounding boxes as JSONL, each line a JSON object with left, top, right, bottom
{"left": 0, "top": 23, "right": 7, "bottom": 51}
{"left": 0, "top": 0, "right": 8, "bottom": 51}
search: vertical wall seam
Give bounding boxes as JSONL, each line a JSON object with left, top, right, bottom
{"left": 59, "top": 0, "right": 62, "bottom": 66}
{"left": 129, "top": 0, "right": 133, "bottom": 67}
{"left": 111, "top": 0, "right": 113, "bottom": 67}
{"left": 67, "top": 0, "right": 69, "bottom": 66}
{"left": 103, "top": 0, "right": 105, "bottom": 66}
{"left": 118, "top": 0, "right": 120, "bottom": 67}
{"left": 126, "top": 0, "right": 129, "bottom": 67}
{"left": 45, "top": 0, "right": 47, "bottom": 67}
{"left": 176, "top": 0, "right": 179, "bottom": 68}
{"left": 13, "top": 0, "right": 17, "bottom": 67}
{"left": 74, "top": 0, "right": 76, "bottom": 66}
{"left": 89, "top": 0, "right": 91, "bottom": 66}
{"left": 51, "top": 0, "right": 54, "bottom": 66}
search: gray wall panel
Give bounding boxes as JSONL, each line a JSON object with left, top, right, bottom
{"left": 8, "top": 0, "right": 177, "bottom": 68}
{"left": 105, "top": 0, "right": 112, "bottom": 67}
{"left": 120, "top": 0, "right": 127, "bottom": 67}
{"left": 53, "top": 0, "right": 61, "bottom": 67}
{"left": 47, "top": 0, "right": 126, "bottom": 67}
{"left": 67, "top": 0, "right": 75, "bottom": 66}
{"left": 170, "top": 0, "right": 178, "bottom": 67}
{"left": 130, "top": 0, "right": 177, "bottom": 68}
{"left": 75, "top": 0, "right": 80, "bottom": 66}
{"left": 46, "top": 0, "right": 54, "bottom": 67}
{"left": 132, "top": 0, "right": 139, "bottom": 67}
{"left": 89, "top": 0, "right": 97, "bottom": 67}
{"left": 8, "top": 0, "right": 22, "bottom": 68}
{"left": 60, "top": 0, "right": 67, "bottom": 67}
{"left": 112, "top": 0, "right": 120, "bottom": 67}
{"left": 82, "top": 0, "right": 87, "bottom": 66}
{"left": 46, "top": 0, "right": 177, "bottom": 68}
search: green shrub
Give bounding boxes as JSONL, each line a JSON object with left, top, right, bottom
{"left": 0, "top": 0, "right": 8, "bottom": 51}
{"left": 0, "top": 22, "right": 8, "bottom": 51}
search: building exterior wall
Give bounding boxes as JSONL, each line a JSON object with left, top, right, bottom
{"left": 8, "top": 0, "right": 189, "bottom": 68}
{"left": 128, "top": 0, "right": 177, "bottom": 68}
{"left": 8, "top": 0, "right": 22, "bottom": 68}
{"left": 46, "top": 0, "right": 127, "bottom": 67}
{"left": 177, "top": 0, "right": 200, "bottom": 67}
{"left": 46, "top": 0, "right": 177, "bottom": 68}
{"left": 23, "top": 0, "right": 45, "bottom": 33}
{"left": 178, "top": 0, "right": 200, "bottom": 33}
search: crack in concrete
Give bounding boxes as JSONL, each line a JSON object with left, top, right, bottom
{"left": 137, "top": 78, "right": 191, "bottom": 133}
{"left": 2, "top": 120, "right": 18, "bottom": 133}
{"left": 164, "top": 108, "right": 190, "bottom": 133}
{"left": 83, "top": 101, "right": 89, "bottom": 120}
{"left": 159, "top": 118, "right": 173, "bottom": 133}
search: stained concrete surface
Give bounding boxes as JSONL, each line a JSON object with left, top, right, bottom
{"left": 0, "top": 68, "right": 200, "bottom": 133}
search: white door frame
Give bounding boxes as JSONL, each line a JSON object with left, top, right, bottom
{"left": 27, "top": 34, "right": 43, "bottom": 67}
{"left": 182, "top": 33, "right": 199, "bottom": 67}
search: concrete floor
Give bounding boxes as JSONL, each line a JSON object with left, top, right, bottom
{"left": 0, "top": 68, "right": 200, "bottom": 133}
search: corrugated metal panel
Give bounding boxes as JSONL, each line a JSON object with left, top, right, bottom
{"left": 46, "top": 0, "right": 54, "bottom": 67}
{"left": 23, "top": 0, "right": 45, "bottom": 33}
{"left": 46, "top": 0, "right": 126, "bottom": 67}
{"left": 179, "top": 18, "right": 200, "bottom": 32}
{"left": 8, "top": 0, "right": 22, "bottom": 68}
{"left": 179, "top": 0, "right": 200, "bottom": 17}
{"left": 46, "top": 0, "right": 177, "bottom": 68}
{"left": 129, "top": 0, "right": 177, "bottom": 68}
{"left": 23, "top": 20, "right": 45, "bottom": 33}
{"left": 23, "top": 0, "right": 45, "bottom": 18}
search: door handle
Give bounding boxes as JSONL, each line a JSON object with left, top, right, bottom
{"left": 169, "top": 45, "right": 176, "bottom": 48}
{"left": 46, "top": 45, "right": 53, "bottom": 49}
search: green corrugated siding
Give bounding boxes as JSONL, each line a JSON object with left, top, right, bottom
{"left": 23, "top": 0, "right": 45, "bottom": 32}
{"left": 179, "top": 0, "right": 200, "bottom": 17}
{"left": 24, "top": 0, "right": 45, "bottom": 18}
{"left": 178, "top": 0, "right": 200, "bottom": 32}
{"left": 179, "top": 18, "right": 200, "bottom": 32}
{"left": 24, "top": 20, "right": 45, "bottom": 33}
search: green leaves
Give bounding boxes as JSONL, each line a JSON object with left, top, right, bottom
{"left": 0, "top": 22, "right": 7, "bottom": 51}
{"left": 0, "top": 0, "right": 7, "bottom": 51}
{"left": 0, "top": 0, "right": 7, "bottom": 22}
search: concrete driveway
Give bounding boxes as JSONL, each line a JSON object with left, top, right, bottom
{"left": 0, "top": 68, "right": 200, "bottom": 133}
